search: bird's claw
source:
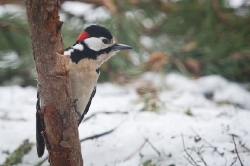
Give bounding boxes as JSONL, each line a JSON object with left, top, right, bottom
{"left": 74, "top": 99, "right": 83, "bottom": 125}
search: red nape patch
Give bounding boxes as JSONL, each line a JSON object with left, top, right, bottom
{"left": 77, "top": 31, "right": 89, "bottom": 41}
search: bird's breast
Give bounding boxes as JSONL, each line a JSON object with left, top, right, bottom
{"left": 67, "top": 59, "right": 99, "bottom": 115}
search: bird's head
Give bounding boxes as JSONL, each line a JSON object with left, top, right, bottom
{"left": 64, "top": 25, "right": 132, "bottom": 67}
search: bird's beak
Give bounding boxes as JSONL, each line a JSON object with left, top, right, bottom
{"left": 112, "top": 43, "right": 132, "bottom": 51}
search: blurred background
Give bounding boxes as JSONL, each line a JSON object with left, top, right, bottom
{"left": 0, "top": 0, "right": 249, "bottom": 87}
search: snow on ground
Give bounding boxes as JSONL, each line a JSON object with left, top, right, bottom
{"left": 0, "top": 73, "right": 250, "bottom": 166}
{"left": 61, "top": 1, "right": 110, "bottom": 22}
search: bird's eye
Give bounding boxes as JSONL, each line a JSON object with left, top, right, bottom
{"left": 102, "top": 38, "right": 109, "bottom": 44}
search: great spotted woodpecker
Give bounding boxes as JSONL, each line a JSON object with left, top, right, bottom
{"left": 36, "top": 25, "right": 132, "bottom": 157}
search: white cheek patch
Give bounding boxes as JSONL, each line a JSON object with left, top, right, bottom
{"left": 72, "top": 44, "right": 84, "bottom": 51}
{"left": 84, "top": 37, "right": 109, "bottom": 51}
{"left": 64, "top": 49, "right": 74, "bottom": 56}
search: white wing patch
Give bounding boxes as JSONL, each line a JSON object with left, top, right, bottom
{"left": 64, "top": 49, "right": 74, "bottom": 56}
{"left": 72, "top": 44, "right": 84, "bottom": 51}
{"left": 84, "top": 37, "right": 109, "bottom": 51}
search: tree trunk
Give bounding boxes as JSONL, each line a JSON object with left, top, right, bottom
{"left": 26, "top": 0, "right": 83, "bottom": 165}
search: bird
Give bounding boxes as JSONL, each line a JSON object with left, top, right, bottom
{"left": 36, "top": 24, "right": 132, "bottom": 157}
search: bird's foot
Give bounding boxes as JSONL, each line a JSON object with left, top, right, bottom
{"left": 74, "top": 99, "right": 82, "bottom": 126}
{"left": 73, "top": 99, "right": 78, "bottom": 108}
{"left": 73, "top": 99, "right": 81, "bottom": 121}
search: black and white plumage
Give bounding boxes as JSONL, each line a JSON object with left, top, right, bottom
{"left": 36, "top": 25, "right": 132, "bottom": 157}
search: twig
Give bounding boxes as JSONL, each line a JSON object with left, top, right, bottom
{"left": 123, "top": 137, "right": 161, "bottom": 161}
{"left": 232, "top": 135, "right": 244, "bottom": 166}
{"left": 239, "top": 141, "right": 250, "bottom": 154}
{"left": 144, "top": 138, "right": 161, "bottom": 157}
{"left": 181, "top": 133, "right": 199, "bottom": 166}
{"left": 193, "top": 147, "right": 208, "bottom": 166}
{"left": 171, "top": 134, "right": 193, "bottom": 139}
{"left": 229, "top": 157, "right": 237, "bottom": 166}
{"left": 184, "top": 156, "right": 196, "bottom": 166}
{"left": 0, "top": 116, "right": 26, "bottom": 121}
{"left": 123, "top": 140, "right": 147, "bottom": 161}
{"left": 191, "top": 128, "right": 224, "bottom": 156}
{"left": 82, "top": 111, "right": 128, "bottom": 123}
{"left": 80, "top": 126, "right": 117, "bottom": 142}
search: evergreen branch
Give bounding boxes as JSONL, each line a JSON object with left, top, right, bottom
{"left": 1, "top": 140, "right": 33, "bottom": 166}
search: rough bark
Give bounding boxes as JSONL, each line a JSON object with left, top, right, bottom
{"left": 26, "top": 0, "right": 83, "bottom": 165}
{"left": 1, "top": 0, "right": 116, "bottom": 13}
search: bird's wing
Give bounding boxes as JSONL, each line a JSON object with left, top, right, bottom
{"left": 36, "top": 86, "right": 96, "bottom": 156}
{"left": 36, "top": 93, "right": 45, "bottom": 157}
{"left": 78, "top": 86, "right": 96, "bottom": 124}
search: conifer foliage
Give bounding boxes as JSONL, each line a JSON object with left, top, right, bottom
{"left": 0, "top": 12, "right": 33, "bottom": 86}
{"left": 103, "top": 0, "right": 250, "bottom": 81}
